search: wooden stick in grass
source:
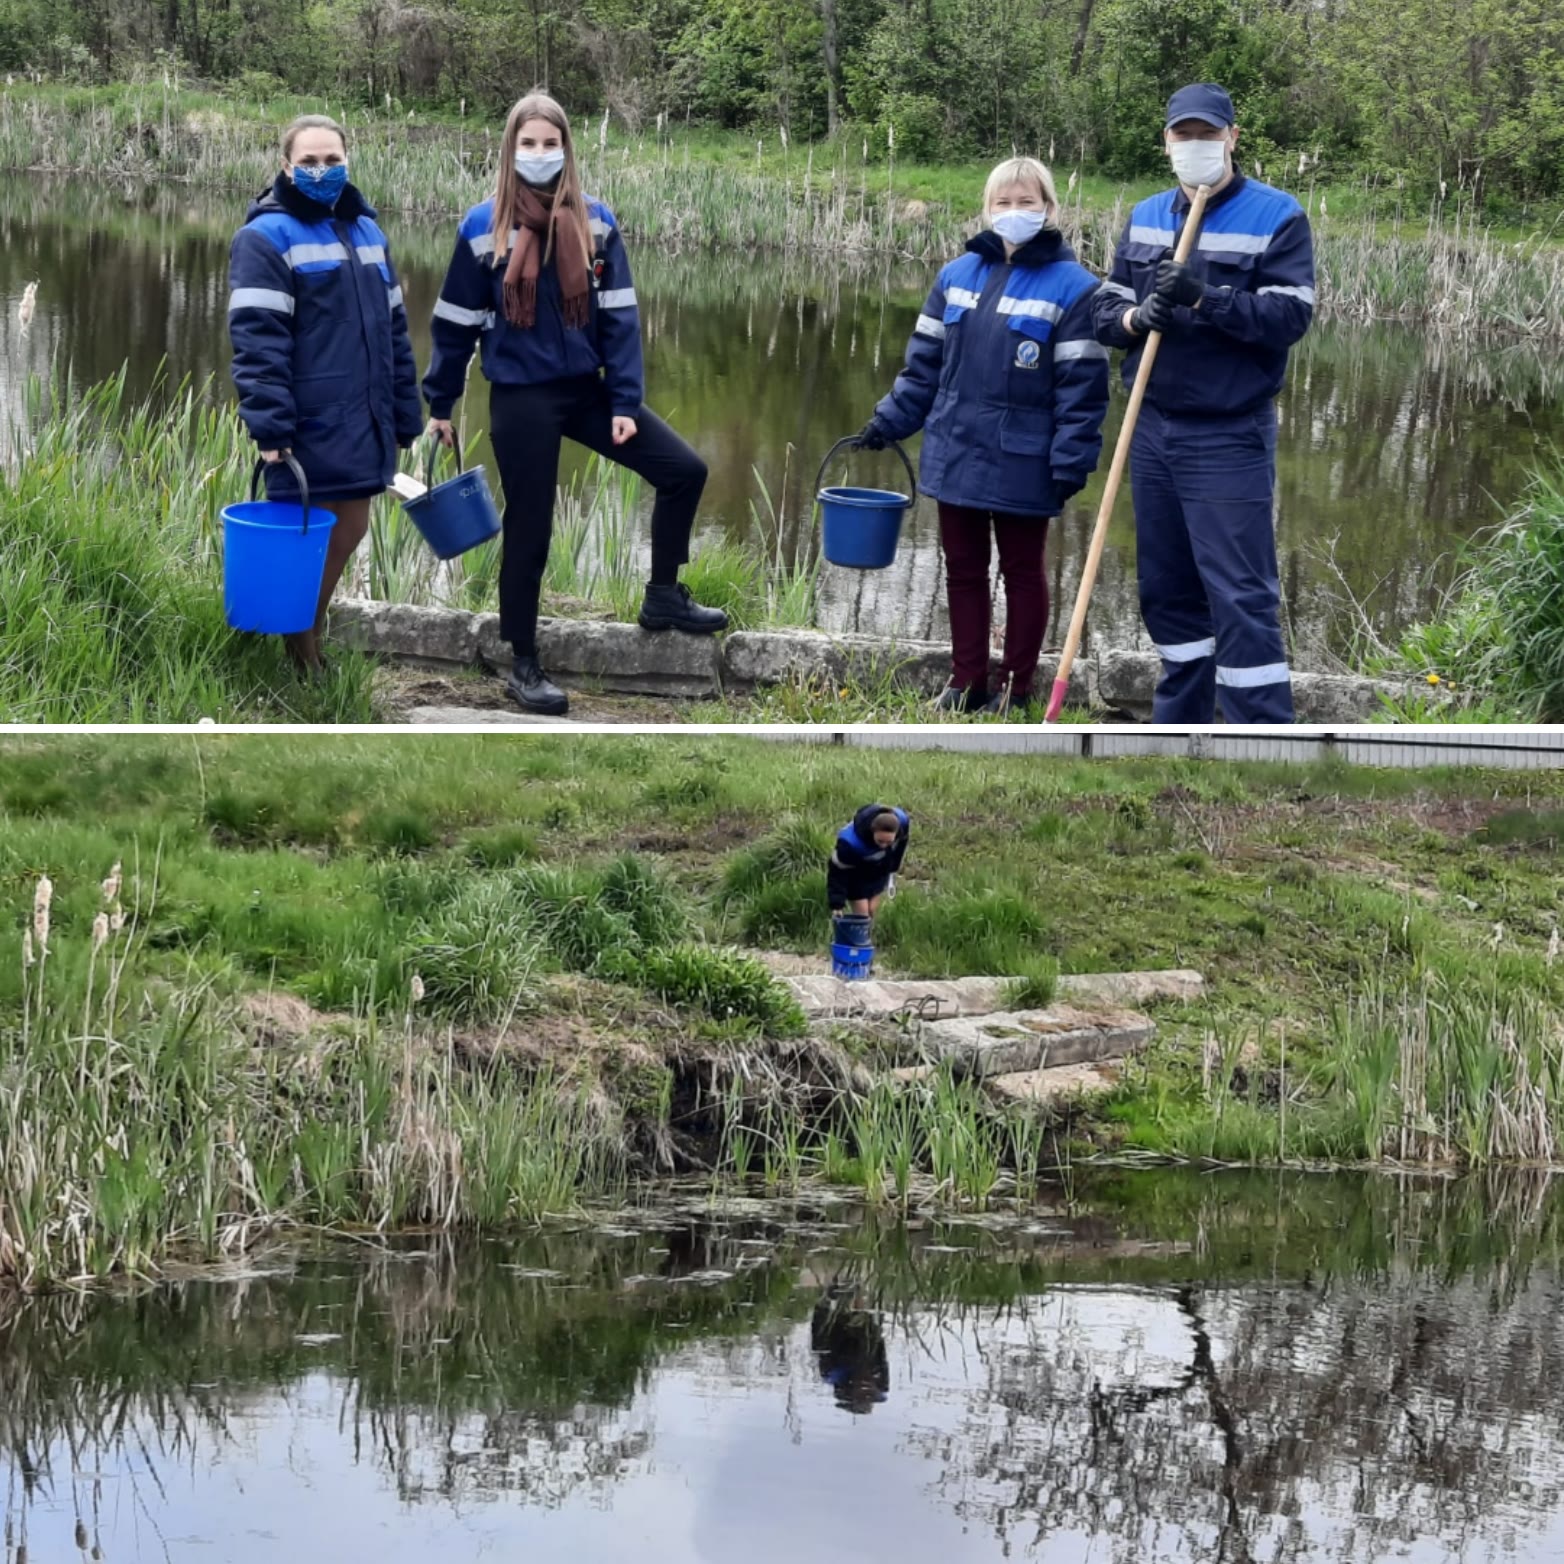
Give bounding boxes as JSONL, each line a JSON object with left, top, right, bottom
{"left": 1044, "top": 181, "right": 1213, "bottom": 723}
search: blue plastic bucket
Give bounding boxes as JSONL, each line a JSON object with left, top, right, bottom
{"left": 401, "top": 434, "right": 502, "bottom": 560}
{"left": 223, "top": 455, "right": 337, "bottom": 635}
{"left": 832, "top": 941, "right": 875, "bottom": 981}
{"left": 816, "top": 436, "right": 916, "bottom": 571}
{"left": 833, "top": 913, "right": 873, "bottom": 948}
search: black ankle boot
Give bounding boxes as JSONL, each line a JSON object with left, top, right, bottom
{"left": 934, "top": 683, "right": 989, "bottom": 714}
{"left": 506, "top": 656, "right": 569, "bottom": 716}
{"left": 638, "top": 582, "right": 729, "bottom": 635}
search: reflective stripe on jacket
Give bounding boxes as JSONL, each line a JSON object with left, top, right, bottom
{"left": 422, "top": 197, "right": 643, "bottom": 418}
{"left": 873, "top": 229, "right": 1108, "bottom": 517}
{"left": 227, "top": 174, "right": 421, "bottom": 497}
{"left": 1092, "top": 174, "right": 1315, "bottom": 416}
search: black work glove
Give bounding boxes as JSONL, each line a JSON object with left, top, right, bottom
{"left": 1130, "top": 292, "right": 1175, "bottom": 336}
{"left": 1052, "top": 473, "right": 1085, "bottom": 508}
{"left": 1155, "top": 259, "right": 1207, "bottom": 308}
{"left": 855, "top": 419, "right": 889, "bottom": 452}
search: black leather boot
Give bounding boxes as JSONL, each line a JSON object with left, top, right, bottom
{"left": 638, "top": 582, "right": 729, "bottom": 635}
{"left": 505, "top": 656, "right": 569, "bottom": 716}
{"left": 934, "top": 683, "right": 989, "bottom": 714}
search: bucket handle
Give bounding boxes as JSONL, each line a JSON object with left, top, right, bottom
{"left": 249, "top": 453, "right": 314, "bottom": 534}
{"left": 814, "top": 435, "right": 915, "bottom": 502}
{"left": 423, "top": 430, "right": 465, "bottom": 490}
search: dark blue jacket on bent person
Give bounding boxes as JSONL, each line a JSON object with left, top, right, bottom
{"left": 228, "top": 173, "right": 422, "bottom": 500}
{"left": 870, "top": 227, "right": 1108, "bottom": 518}
{"left": 827, "top": 805, "right": 910, "bottom": 910}
{"left": 1091, "top": 173, "right": 1315, "bottom": 416}
{"left": 422, "top": 197, "right": 643, "bottom": 419}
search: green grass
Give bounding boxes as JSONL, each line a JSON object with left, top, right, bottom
{"left": 0, "top": 369, "right": 377, "bottom": 721}
{"left": 5, "top": 734, "right": 1564, "bottom": 1286}
{"left": 0, "top": 365, "right": 833, "bottom": 722}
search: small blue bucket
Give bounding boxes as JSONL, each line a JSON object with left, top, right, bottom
{"left": 832, "top": 941, "right": 875, "bottom": 981}
{"left": 816, "top": 436, "right": 916, "bottom": 571}
{"left": 223, "top": 455, "right": 337, "bottom": 635}
{"left": 401, "top": 434, "right": 502, "bottom": 560}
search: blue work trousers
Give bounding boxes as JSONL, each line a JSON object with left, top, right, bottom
{"left": 1130, "top": 403, "right": 1293, "bottom": 724}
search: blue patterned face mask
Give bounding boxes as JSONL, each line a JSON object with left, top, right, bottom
{"left": 292, "top": 163, "right": 349, "bottom": 206}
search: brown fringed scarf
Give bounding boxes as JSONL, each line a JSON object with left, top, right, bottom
{"left": 502, "top": 179, "right": 590, "bottom": 330}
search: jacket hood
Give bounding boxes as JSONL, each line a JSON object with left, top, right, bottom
{"left": 966, "top": 225, "right": 1074, "bottom": 268}
{"left": 245, "top": 170, "right": 376, "bottom": 227}
{"left": 850, "top": 803, "right": 902, "bottom": 843}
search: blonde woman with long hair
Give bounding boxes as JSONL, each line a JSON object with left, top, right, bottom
{"left": 423, "top": 91, "right": 725, "bottom": 716}
{"left": 858, "top": 156, "right": 1109, "bottom": 715}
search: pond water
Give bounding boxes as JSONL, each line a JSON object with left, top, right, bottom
{"left": 8, "top": 1170, "right": 1564, "bottom": 1563}
{"left": 1, "top": 173, "right": 1559, "bottom": 659}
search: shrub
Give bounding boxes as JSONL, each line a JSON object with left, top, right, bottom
{"left": 409, "top": 880, "right": 540, "bottom": 1022}
{"left": 632, "top": 943, "right": 805, "bottom": 1032}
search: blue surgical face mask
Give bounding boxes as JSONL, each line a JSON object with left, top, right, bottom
{"left": 292, "top": 162, "right": 349, "bottom": 206}
{"left": 989, "top": 208, "right": 1048, "bottom": 246}
{"left": 515, "top": 149, "right": 566, "bottom": 186}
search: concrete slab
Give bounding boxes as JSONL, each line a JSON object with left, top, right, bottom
{"left": 988, "top": 1061, "right": 1122, "bottom": 1103}
{"left": 917, "top": 1003, "right": 1154, "bottom": 1078}
{"left": 786, "top": 970, "right": 1203, "bottom": 1020}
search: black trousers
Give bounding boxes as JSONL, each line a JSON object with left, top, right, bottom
{"left": 488, "top": 375, "right": 708, "bottom": 655}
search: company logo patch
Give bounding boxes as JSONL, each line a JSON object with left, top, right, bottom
{"left": 1014, "top": 339, "right": 1041, "bottom": 369}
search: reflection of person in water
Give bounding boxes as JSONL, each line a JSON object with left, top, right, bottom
{"left": 811, "top": 1287, "right": 890, "bottom": 1415}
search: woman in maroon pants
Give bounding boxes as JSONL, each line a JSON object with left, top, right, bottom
{"left": 858, "top": 157, "right": 1109, "bottom": 714}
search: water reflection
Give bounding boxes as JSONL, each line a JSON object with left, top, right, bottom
{"left": 8, "top": 1173, "right": 1564, "bottom": 1561}
{"left": 1, "top": 172, "right": 1561, "bottom": 656}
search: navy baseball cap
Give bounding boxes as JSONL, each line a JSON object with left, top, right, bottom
{"left": 1165, "top": 84, "right": 1235, "bottom": 129}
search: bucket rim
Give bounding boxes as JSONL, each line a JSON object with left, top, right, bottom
{"left": 818, "top": 484, "right": 911, "bottom": 506}
{"left": 222, "top": 501, "right": 339, "bottom": 527}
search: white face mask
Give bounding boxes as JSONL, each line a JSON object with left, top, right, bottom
{"left": 514, "top": 148, "right": 566, "bottom": 186}
{"left": 1168, "top": 137, "right": 1228, "bottom": 188}
{"left": 988, "top": 208, "right": 1049, "bottom": 246}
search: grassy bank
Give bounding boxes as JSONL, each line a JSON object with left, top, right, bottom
{"left": 3, "top": 83, "right": 1563, "bottom": 337}
{"left": 0, "top": 368, "right": 827, "bottom": 722}
{"left": 4, "top": 735, "right": 1564, "bottom": 1288}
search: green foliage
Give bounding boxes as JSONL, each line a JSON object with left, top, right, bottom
{"left": 410, "top": 878, "right": 540, "bottom": 1022}
{"left": 1381, "top": 457, "right": 1564, "bottom": 721}
{"left": 5, "top": 0, "right": 1561, "bottom": 201}
{"left": 632, "top": 942, "right": 805, "bottom": 1031}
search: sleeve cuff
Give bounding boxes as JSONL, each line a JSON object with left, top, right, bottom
{"left": 427, "top": 400, "right": 454, "bottom": 420}
{"left": 612, "top": 403, "right": 641, "bottom": 419}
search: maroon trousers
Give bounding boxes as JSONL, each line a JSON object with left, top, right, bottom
{"left": 937, "top": 503, "right": 1051, "bottom": 698}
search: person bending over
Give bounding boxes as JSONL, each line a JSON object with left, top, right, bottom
{"left": 827, "top": 805, "right": 910, "bottom": 921}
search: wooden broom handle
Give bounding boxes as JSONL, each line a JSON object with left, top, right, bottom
{"left": 1044, "top": 181, "right": 1213, "bottom": 721}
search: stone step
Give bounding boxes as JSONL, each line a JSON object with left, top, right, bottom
{"left": 328, "top": 598, "right": 1420, "bottom": 721}
{"left": 786, "top": 969, "right": 1203, "bottom": 1021}
{"left": 988, "top": 1060, "right": 1123, "bottom": 1104}
{"left": 915, "top": 1003, "right": 1154, "bottom": 1079}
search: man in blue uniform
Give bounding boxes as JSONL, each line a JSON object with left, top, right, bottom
{"left": 1094, "top": 83, "right": 1315, "bottom": 724}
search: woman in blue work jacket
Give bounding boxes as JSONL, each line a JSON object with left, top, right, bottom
{"left": 227, "top": 114, "right": 423, "bottom": 671}
{"left": 422, "top": 90, "right": 727, "bottom": 718}
{"left": 859, "top": 157, "right": 1109, "bottom": 715}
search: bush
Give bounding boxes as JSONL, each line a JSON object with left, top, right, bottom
{"left": 632, "top": 943, "right": 805, "bottom": 1033}
{"left": 720, "top": 816, "right": 834, "bottom": 947}
{"left": 599, "top": 852, "right": 692, "bottom": 947}
{"left": 409, "top": 880, "right": 540, "bottom": 1023}
{"left": 722, "top": 816, "right": 832, "bottom": 897}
